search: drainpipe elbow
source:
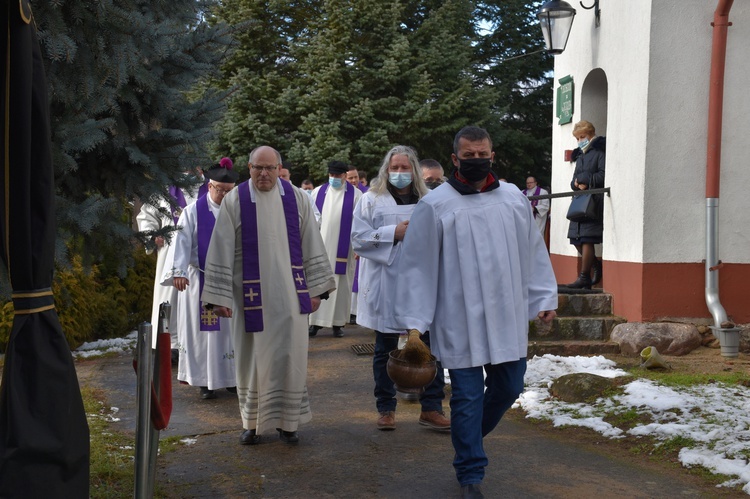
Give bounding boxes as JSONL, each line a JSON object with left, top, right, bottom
{"left": 705, "top": 286, "right": 728, "bottom": 328}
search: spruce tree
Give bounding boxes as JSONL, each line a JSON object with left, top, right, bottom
{"left": 215, "top": 0, "right": 486, "bottom": 181}
{"left": 211, "top": 0, "right": 318, "bottom": 170}
{"left": 35, "top": 0, "right": 233, "bottom": 269}
{"left": 475, "top": 0, "right": 554, "bottom": 185}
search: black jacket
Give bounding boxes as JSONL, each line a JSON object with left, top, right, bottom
{"left": 567, "top": 136, "right": 606, "bottom": 241}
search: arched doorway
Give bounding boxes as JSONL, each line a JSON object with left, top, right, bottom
{"left": 581, "top": 68, "right": 608, "bottom": 135}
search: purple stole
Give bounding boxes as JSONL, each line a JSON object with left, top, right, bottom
{"left": 196, "top": 196, "right": 220, "bottom": 331}
{"left": 198, "top": 181, "right": 209, "bottom": 199}
{"left": 238, "top": 179, "right": 312, "bottom": 333}
{"left": 168, "top": 186, "right": 188, "bottom": 224}
{"left": 314, "top": 182, "right": 355, "bottom": 274}
{"left": 523, "top": 186, "right": 541, "bottom": 210}
{"left": 352, "top": 259, "right": 359, "bottom": 293}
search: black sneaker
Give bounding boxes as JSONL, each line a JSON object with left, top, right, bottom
{"left": 309, "top": 325, "right": 321, "bottom": 337}
{"left": 333, "top": 327, "right": 344, "bottom": 338}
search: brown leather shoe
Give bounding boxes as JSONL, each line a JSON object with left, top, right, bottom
{"left": 419, "top": 410, "right": 451, "bottom": 431}
{"left": 377, "top": 411, "right": 395, "bottom": 431}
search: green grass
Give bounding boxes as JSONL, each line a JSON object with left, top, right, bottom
{"left": 84, "top": 387, "right": 188, "bottom": 498}
{"left": 602, "top": 406, "right": 653, "bottom": 430}
{"left": 84, "top": 386, "right": 135, "bottom": 498}
{"left": 623, "top": 368, "right": 750, "bottom": 388}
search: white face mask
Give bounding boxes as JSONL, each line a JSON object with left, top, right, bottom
{"left": 388, "top": 172, "right": 412, "bottom": 189}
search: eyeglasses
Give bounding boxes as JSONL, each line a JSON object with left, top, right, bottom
{"left": 251, "top": 165, "right": 279, "bottom": 173}
{"left": 209, "top": 184, "right": 233, "bottom": 195}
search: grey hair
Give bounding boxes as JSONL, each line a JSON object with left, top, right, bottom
{"left": 248, "top": 146, "right": 283, "bottom": 165}
{"left": 369, "top": 145, "right": 429, "bottom": 199}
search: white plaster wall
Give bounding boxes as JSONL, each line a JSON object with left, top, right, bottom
{"left": 550, "top": 1, "right": 750, "bottom": 265}
{"left": 645, "top": 1, "right": 750, "bottom": 263}
{"left": 550, "top": 1, "right": 652, "bottom": 263}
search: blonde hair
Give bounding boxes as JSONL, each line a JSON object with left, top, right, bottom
{"left": 572, "top": 120, "right": 595, "bottom": 137}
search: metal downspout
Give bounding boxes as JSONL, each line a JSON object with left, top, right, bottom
{"left": 705, "top": 0, "right": 733, "bottom": 328}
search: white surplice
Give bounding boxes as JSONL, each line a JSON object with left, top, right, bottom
{"left": 201, "top": 179, "right": 335, "bottom": 434}
{"left": 137, "top": 191, "right": 197, "bottom": 348}
{"left": 351, "top": 190, "right": 415, "bottom": 333}
{"left": 390, "top": 181, "right": 558, "bottom": 369}
{"left": 161, "top": 196, "right": 236, "bottom": 390}
{"left": 309, "top": 183, "right": 362, "bottom": 328}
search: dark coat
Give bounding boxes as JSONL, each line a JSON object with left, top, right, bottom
{"left": 567, "top": 136, "right": 606, "bottom": 241}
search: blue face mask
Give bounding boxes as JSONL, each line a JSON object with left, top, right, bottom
{"left": 329, "top": 176, "right": 343, "bottom": 189}
{"left": 578, "top": 138, "right": 589, "bottom": 150}
{"left": 388, "top": 172, "right": 412, "bottom": 189}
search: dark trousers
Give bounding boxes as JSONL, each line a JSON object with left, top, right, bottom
{"left": 448, "top": 358, "right": 527, "bottom": 486}
{"left": 373, "top": 330, "right": 445, "bottom": 413}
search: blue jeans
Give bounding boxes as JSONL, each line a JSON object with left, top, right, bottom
{"left": 373, "top": 331, "right": 445, "bottom": 413}
{"left": 448, "top": 358, "right": 527, "bottom": 486}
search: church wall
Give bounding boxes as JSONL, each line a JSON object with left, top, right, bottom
{"left": 551, "top": 254, "right": 750, "bottom": 323}
{"left": 548, "top": 0, "right": 749, "bottom": 322}
{"left": 644, "top": 1, "right": 750, "bottom": 264}
{"left": 549, "top": 1, "right": 652, "bottom": 264}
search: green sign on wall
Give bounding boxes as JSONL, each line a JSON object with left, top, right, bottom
{"left": 556, "top": 75, "right": 574, "bottom": 125}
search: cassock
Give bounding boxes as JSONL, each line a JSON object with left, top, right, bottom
{"left": 522, "top": 186, "right": 550, "bottom": 234}
{"left": 161, "top": 195, "right": 236, "bottom": 390}
{"left": 351, "top": 190, "right": 415, "bottom": 333}
{"left": 201, "top": 179, "right": 335, "bottom": 434}
{"left": 390, "top": 181, "right": 558, "bottom": 369}
{"left": 137, "top": 185, "right": 201, "bottom": 347}
{"left": 309, "top": 182, "right": 362, "bottom": 328}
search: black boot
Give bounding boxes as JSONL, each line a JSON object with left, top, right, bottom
{"left": 566, "top": 272, "right": 592, "bottom": 289}
{"left": 591, "top": 259, "right": 603, "bottom": 285}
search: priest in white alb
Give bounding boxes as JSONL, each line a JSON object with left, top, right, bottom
{"left": 161, "top": 158, "right": 238, "bottom": 400}
{"left": 137, "top": 174, "right": 206, "bottom": 353}
{"left": 389, "top": 126, "right": 558, "bottom": 498}
{"left": 522, "top": 175, "right": 550, "bottom": 235}
{"left": 201, "top": 146, "right": 336, "bottom": 446}
{"left": 308, "top": 160, "right": 362, "bottom": 338}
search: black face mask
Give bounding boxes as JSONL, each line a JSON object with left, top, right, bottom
{"left": 458, "top": 158, "right": 492, "bottom": 182}
{"left": 425, "top": 180, "right": 442, "bottom": 190}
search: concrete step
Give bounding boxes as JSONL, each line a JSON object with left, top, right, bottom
{"left": 530, "top": 315, "right": 627, "bottom": 342}
{"left": 526, "top": 292, "right": 625, "bottom": 357}
{"left": 556, "top": 293, "right": 614, "bottom": 317}
{"left": 528, "top": 340, "right": 621, "bottom": 357}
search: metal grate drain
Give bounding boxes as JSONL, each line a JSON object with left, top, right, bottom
{"left": 350, "top": 343, "right": 375, "bottom": 356}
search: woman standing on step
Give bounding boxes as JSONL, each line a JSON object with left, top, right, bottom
{"left": 566, "top": 120, "right": 606, "bottom": 289}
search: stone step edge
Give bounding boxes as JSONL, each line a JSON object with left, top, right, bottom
{"left": 528, "top": 340, "right": 621, "bottom": 357}
{"left": 550, "top": 315, "right": 627, "bottom": 321}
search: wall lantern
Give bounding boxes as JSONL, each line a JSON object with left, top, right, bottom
{"left": 537, "top": 1, "right": 577, "bottom": 55}
{"left": 580, "top": 0, "right": 601, "bottom": 27}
